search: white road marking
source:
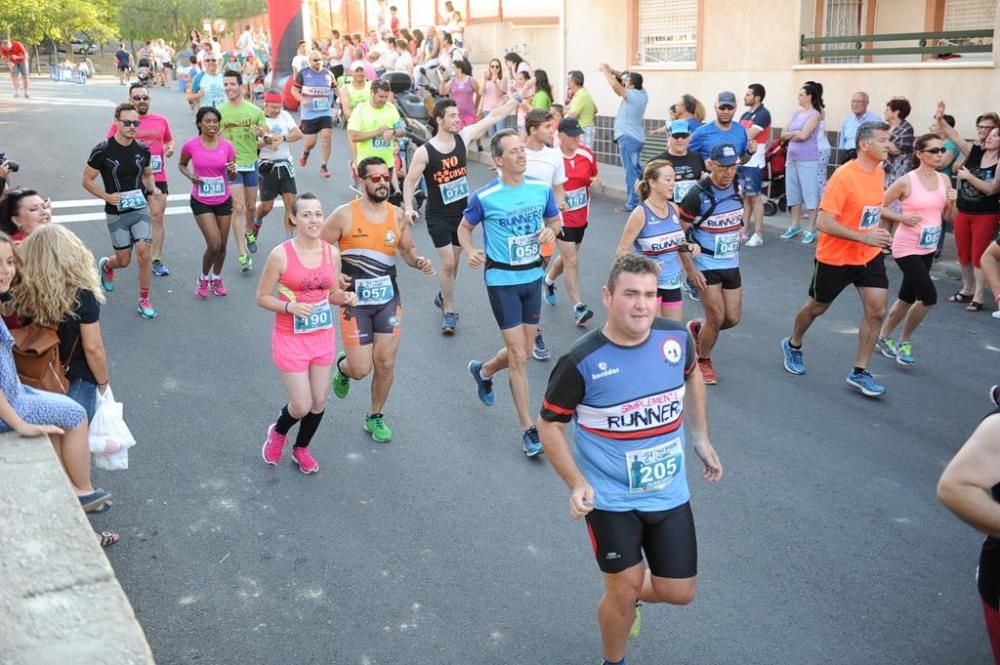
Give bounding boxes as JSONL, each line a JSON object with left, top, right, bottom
{"left": 4, "top": 95, "right": 115, "bottom": 107}
{"left": 51, "top": 194, "right": 189, "bottom": 209}
{"left": 52, "top": 198, "right": 283, "bottom": 224}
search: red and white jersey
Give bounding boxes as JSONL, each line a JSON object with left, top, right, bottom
{"left": 561, "top": 145, "right": 598, "bottom": 228}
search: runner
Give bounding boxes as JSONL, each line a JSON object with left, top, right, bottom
{"left": 82, "top": 102, "right": 162, "bottom": 319}
{"left": 543, "top": 117, "right": 599, "bottom": 326}
{"left": 114, "top": 43, "right": 132, "bottom": 85}
{"left": 219, "top": 70, "right": 267, "bottom": 274}
{"left": 738, "top": 84, "right": 771, "bottom": 247}
{"left": 257, "top": 193, "right": 358, "bottom": 474}
{"left": 338, "top": 61, "right": 371, "bottom": 124}
{"left": 186, "top": 52, "right": 226, "bottom": 109}
{"left": 876, "top": 133, "right": 957, "bottom": 366}
{"left": 177, "top": 106, "right": 238, "bottom": 299}
{"left": 292, "top": 50, "right": 337, "bottom": 179}
{"left": 649, "top": 119, "right": 707, "bottom": 202}
{"left": 402, "top": 95, "right": 518, "bottom": 335}
{"left": 107, "top": 83, "right": 175, "bottom": 277}
{"left": 1, "top": 39, "right": 29, "bottom": 98}
{"left": 616, "top": 160, "right": 700, "bottom": 322}
{"left": 253, "top": 91, "right": 302, "bottom": 245}
{"left": 678, "top": 144, "right": 746, "bottom": 384}
{"left": 780, "top": 121, "right": 893, "bottom": 397}
{"left": 538, "top": 253, "right": 722, "bottom": 665}
{"left": 347, "top": 79, "right": 403, "bottom": 192}
{"left": 460, "top": 129, "right": 562, "bottom": 456}
{"left": 322, "top": 157, "right": 436, "bottom": 443}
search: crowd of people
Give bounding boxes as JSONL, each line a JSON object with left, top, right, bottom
{"left": 3, "top": 12, "right": 1000, "bottom": 664}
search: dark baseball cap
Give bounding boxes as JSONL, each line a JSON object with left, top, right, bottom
{"left": 709, "top": 143, "right": 739, "bottom": 166}
{"left": 717, "top": 91, "right": 737, "bottom": 108}
{"left": 558, "top": 117, "right": 584, "bottom": 137}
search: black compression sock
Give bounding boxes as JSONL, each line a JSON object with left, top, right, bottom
{"left": 853, "top": 366, "right": 865, "bottom": 375}
{"left": 275, "top": 405, "right": 299, "bottom": 436}
{"left": 789, "top": 340, "right": 802, "bottom": 350}
{"left": 294, "top": 410, "right": 325, "bottom": 448}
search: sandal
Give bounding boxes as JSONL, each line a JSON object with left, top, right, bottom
{"left": 966, "top": 301, "right": 984, "bottom": 312}
{"left": 949, "top": 291, "right": 974, "bottom": 303}
{"left": 97, "top": 531, "right": 120, "bottom": 548}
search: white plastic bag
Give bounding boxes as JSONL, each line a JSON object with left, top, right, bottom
{"left": 88, "top": 387, "right": 136, "bottom": 470}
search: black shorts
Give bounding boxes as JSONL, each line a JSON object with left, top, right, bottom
{"left": 300, "top": 116, "right": 333, "bottom": 135}
{"left": 702, "top": 267, "right": 742, "bottom": 290}
{"left": 487, "top": 278, "right": 543, "bottom": 330}
{"left": 808, "top": 254, "right": 888, "bottom": 304}
{"left": 330, "top": 64, "right": 345, "bottom": 79}
{"left": 658, "top": 287, "right": 682, "bottom": 304}
{"left": 155, "top": 182, "right": 169, "bottom": 195}
{"left": 341, "top": 294, "right": 401, "bottom": 346}
{"left": 426, "top": 213, "right": 462, "bottom": 248}
{"left": 190, "top": 196, "right": 233, "bottom": 217}
{"left": 585, "top": 502, "right": 697, "bottom": 578}
{"left": 258, "top": 162, "right": 297, "bottom": 202}
{"left": 557, "top": 225, "right": 587, "bottom": 244}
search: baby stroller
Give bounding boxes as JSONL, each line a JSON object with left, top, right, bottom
{"left": 136, "top": 57, "right": 153, "bottom": 85}
{"left": 762, "top": 138, "right": 787, "bottom": 217}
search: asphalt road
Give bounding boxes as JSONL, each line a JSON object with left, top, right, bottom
{"left": 3, "top": 76, "right": 999, "bottom": 665}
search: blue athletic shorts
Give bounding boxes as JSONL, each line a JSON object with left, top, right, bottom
{"left": 486, "top": 278, "right": 543, "bottom": 330}
{"left": 232, "top": 167, "right": 259, "bottom": 188}
{"left": 738, "top": 166, "right": 764, "bottom": 196}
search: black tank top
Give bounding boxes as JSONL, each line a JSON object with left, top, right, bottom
{"left": 979, "top": 409, "right": 1000, "bottom": 608}
{"left": 423, "top": 135, "right": 469, "bottom": 220}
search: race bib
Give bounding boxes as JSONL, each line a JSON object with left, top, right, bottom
{"left": 859, "top": 205, "right": 881, "bottom": 230}
{"left": 198, "top": 176, "right": 226, "bottom": 198}
{"left": 660, "top": 271, "right": 683, "bottom": 290}
{"left": 626, "top": 438, "right": 683, "bottom": 494}
{"left": 919, "top": 225, "right": 942, "bottom": 249}
{"left": 507, "top": 234, "right": 541, "bottom": 266}
{"left": 150, "top": 154, "right": 163, "bottom": 174}
{"left": 311, "top": 97, "right": 331, "bottom": 112}
{"left": 673, "top": 179, "right": 696, "bottom": 201}
{"left": 371, "top": 137, "right": 392, "bottom": 149}
{"left": 354, "top": 274, "right": 394, "bottom": 306}
{"left": 713, "top": 232, "right": 740, "bottom": 259}
{"left": 293, "top": 300, "right": 334, "bottom": 334}
{"left": 565, "top": 187, "right": 588, "bottom": 211}
{"left": 440, "top": 176, "right": 469, "bottom": 206}
{"left": 117, "top": 189, "right": 147, "bottom": 211}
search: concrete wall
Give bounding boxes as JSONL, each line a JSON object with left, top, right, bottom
{"left": 464, "top": 21, "right": 561, "bottom": 76}
{"left": 0, "top": 433, "right": 155, "bottom": 665}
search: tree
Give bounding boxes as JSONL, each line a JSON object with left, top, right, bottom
{"left": 116, "top": 0, "right": 266, "bottom": 46}
{"left": 0, "top": 0, "right": 116, "bottom": 69}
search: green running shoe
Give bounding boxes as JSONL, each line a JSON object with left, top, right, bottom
{"left": 364, "top": 413, "right": 393, "bottom": 443}
{"left": 628, "top": 602, "right": 641, "bottom": 640}
{"left": 332, "top": 352, "right": 350, "bottom": 398}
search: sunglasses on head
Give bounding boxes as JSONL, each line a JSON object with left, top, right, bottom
{"left": 119, "top": 119, "right": 141, "bottom": 127}
{"left": 131, "top": 95, "right": 150, "bottom": 101}
{"left": 364, "top": 174, "right": 391, "bottom": 183}
{"left": 920, "top": 147, "right": 948, "bottom": 154}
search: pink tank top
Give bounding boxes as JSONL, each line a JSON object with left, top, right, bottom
{"left": 450, "top": 76, "right": 476, "bottom": 120}
{"left": 274, "top": 239, "right": 336, "bottom": 335}
{"left": 892, "top": 170, "right": 947, "bottom": 258}
{"left": 481, "top": 78, "right": 507, "bottom": 112}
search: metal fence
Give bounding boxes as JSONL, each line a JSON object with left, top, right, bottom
{"left": 800, "top": 29, "right": 993, "bottom": 61}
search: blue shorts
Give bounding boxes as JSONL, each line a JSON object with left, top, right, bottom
{"left": 233, "top": 167, "right": 259, "bottom": 188}
{"left": 487, "top": 278, "right": 543, "bottom": 330}
{"left": 738, "top": 166, "right": 764, "bottom": 196}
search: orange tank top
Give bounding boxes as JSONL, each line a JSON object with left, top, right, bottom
{"left": 339, "top": 200, "right": 401, "bottom": 287}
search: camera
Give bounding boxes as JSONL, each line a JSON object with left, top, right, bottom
{"left": 0, "top": 153, "right": 19, "bottom": 173}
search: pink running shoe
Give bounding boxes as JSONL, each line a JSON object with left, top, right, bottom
{"left": 292, "top": 446, "right": 319, "bottom": 474}
{"left": 196, "top": 277, "right": 210, "bottom": 300}
{"left": 211, "top": 278, "right": 228, "bottom": 297}
{"left": 262, "top": 424, "right": 287, "bottom": 465}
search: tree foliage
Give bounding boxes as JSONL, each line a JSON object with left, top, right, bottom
{"left": 117, "top": 0, "right": 267, "bottom": 45}
{"left": 0, "top": 0, "right": 117, "bottom": 47}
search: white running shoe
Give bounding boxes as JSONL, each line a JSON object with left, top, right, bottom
{"left": 745, "top": 233, "right": 764, "bottom": 247}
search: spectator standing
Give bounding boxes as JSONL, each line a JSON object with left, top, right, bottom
{"left": 440, "top": 59, "right": 479, "bottom": 128}
{"left": 292, "top": 40, "right": 309, "bottom": 75}
{"left": 392, "top": 39, "right": 413, "bottom": 77}
{"left": 531, "top": 69, "right": 553, "bottom": 112}
{"left": 114, "top": 43, "right": 132, "bottom": 85}
{"left": 599, "top": 64, "right": 647, "bottom": 213}
{"left": 1, "top": 39, "right": 29, "bottom": 98}
{"left": 649, "top": 119, "right": 707, "bottom": 202}
{"left": 448, "top": 11, "right": 466, "bottom": 48}
{"left": 932, "top": 114, "right": 960, "bottom": 178}
{"left": 477, "top": 58, "right": 509, "bottom": 146}
{"left": 504, "top": 52, "right": 531, "bottom": 80}
{"left": 738, "top": 83, "right": 771, "bottom": 247}
{"left": 389, "top": 6, "right": 401, "bottom": 38}
{"left": 810, "top": 82, "right": 832, "bottom": 217}
{"left": 237, "top": 24, "right": 255, "bottom": 57}
{"left": 884, "top": 97, "right": 915, "bottom": 192}
{"left": 565, "top": 70, "right": 596, "bottom": 148}
{"left": 689, "top": 91, "right": 750, "bottom": 161}
{"left": 838, "top": 91, "right": 881, "bottom": 160}
{"left": 779, "top": 82, "right": 823, "bottom": 244}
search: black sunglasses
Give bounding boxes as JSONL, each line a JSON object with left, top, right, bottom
{"left": 920, "top": 147, "right": 948, "bottom": 154}
{"left": 119, "top": 119, "right": 141, "bottom": 127}
{"left": 131, "top": 95, "right": 150, "bottom": 101}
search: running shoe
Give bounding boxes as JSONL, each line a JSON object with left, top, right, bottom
{"left": 137, "top": 298, "right": 157, "bottom": 319}
{"left": 238, "top": 253, "right": 253, "bottom": 273}
{"left": 686, "top": 319, "right": 702, "bottom": 351}
{"left": 896, "top": 341, "right": 915, "bottom": 367}
{"left": 780, "top": 226, "right": 803, "bottom": 240}
{"left": 846, "top": 369, "right": 886, "bottom": 397}
{"left": 533, "top": 332, "right": 551, "bottom": 361}
{"left": 332, "top": 351, "right": 350, "bottom": 398}
{"left": 990, "top": 384, "right": 1000, "bottom": 408}
{"left": 433, "top": 292, "right": 444, "bottom": 310}
{"left": 196, "top": 277, "right": 210, "bottom": 300}
{"left": 441, "top": 311, "right": 458, "bottom": 335}
{"left": 364, "top": 413, "right": 393, "bottom": 443}
{"left": 291, "top": 446, "right": 319, "bottom": 474}
{"left": 686, "top": 279, "right": 701, "bottom": 302}
{"left": 468, "top": 359, "right": 495, "bottom": 406}
{"left": 298, "top": 151, "right": 309, "bottom": 167}
{"left": 544, "top": 281, "right": 558, "bottom": 305}
{"left": 210, "top": 278, "right": 228, "bottom": 297}
{"left": 698, "top": 357, "right": 717, "bottom": 384}
{"left": 98, "top": 257, "right": 115, "bottom": 292}
{"left": 320, "top": 164, "right": 331, "bottom": 179}
{"left": 152, "top": 259, "right": 170, "bottom": 276}
{"left": 992, "top": 310, "right": 1000, "bottom": 320}
{"left": 628, "top": 602, "right": 642, "bottom": 640}
{"left": 245, "top": 231, "right": 258, "bottom": 254}
{"left": 522, "top": 426, "right": 543, "bottom": 457}
{"left": 261, "top": 423, "right": 287, "bottom": 465}
{"left": 744, "top": 233, "right": 764, "bottom": 248}
{"left": 876, "top": 336, "right": 898, "bottom": 359}
{"left": 780, "top": 337, "right": 805, "bottom": 375}
{"left": 574, "top": 303, "right": 594, "bottom": 326}
{"left": 801, "top": 230, "right": 818, "bottom": 245}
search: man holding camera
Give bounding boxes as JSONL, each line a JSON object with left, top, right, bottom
{"left": 1, "top": 39, "right": 29, "bottom": 99}
{"left": 599, "top": 63, "right": 647, "bottom": 214}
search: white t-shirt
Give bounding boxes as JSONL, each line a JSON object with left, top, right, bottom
{"left": 237, "top": 30, "right": 255, "bottom": 55}
{"left": 381, "top": 48, "right": 399, "bottom": 71}
{"left": 368, "top": 41, "right": 388, "bottom": 68}
{"left": 393, "top": 51, "right": 412, "bottom": 73}
{"left": 292, "top": 54, "right": 309, "bottom": 73}
{"left": 525, "top": 145, "right": 567, "bottom": 187}
{"left": 260, "top": 110, "right": 298, "bottom": 162}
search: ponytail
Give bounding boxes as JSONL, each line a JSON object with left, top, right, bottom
{"left": 637, "top": 160, "right": 673, "bottom": 201}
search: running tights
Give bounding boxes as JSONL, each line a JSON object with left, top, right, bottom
{"left": 895, "top": 253, "right": 937, "bottom": 306}
{"left": 274, "top": 406, "right": 326, "bottom": 448}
